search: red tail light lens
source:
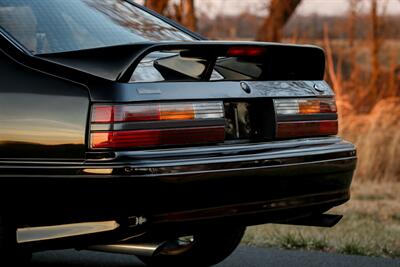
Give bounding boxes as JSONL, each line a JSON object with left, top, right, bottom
{"left": 91, "top": 102, "right": 225, "bottom": 149}
{"left": 91, "top": 127, "right": 225, "bottom": 149}
{"left": 274, "top": 98, "right": 338, "bottom": 138}
{"left": 276, "top": 121, "right": 338, "bottom": 138}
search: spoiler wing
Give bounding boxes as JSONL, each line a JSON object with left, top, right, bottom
{"left": 37, "top": 41, "right": 326, "bottom": 82}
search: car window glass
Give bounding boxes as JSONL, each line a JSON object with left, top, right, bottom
{"left": 0, "top": 0, "right": 193, "bottom": 54}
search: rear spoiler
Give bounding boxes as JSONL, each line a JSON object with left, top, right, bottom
{"left": 38, "top": 41, "right": 326, "bottom": 82}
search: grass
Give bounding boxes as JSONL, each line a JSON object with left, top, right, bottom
{"left": 338, "top": 97, "right": 400, "bottom": 183}
{"left": 339, "top": 242, "right": 370, "bottom": 256}
{"left": 274, "top": 232, "right": 329, "bottom": 251}
{"left": 242, "top": 181, "right": 400, "bottom": 258}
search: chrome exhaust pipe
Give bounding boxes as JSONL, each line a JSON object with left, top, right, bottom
{"left": 88, "top": 242, "right": 163, "bottom": 257}
{"left": 277, "top": 213, "right": 343, "bottom": 228}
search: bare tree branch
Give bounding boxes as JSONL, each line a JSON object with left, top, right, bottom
{"left": 323, "top": 24, "right": 342, "bottom": 99}
{"left": 257, "top": 0, "right": 302, "bottom": 42}
{"left": 348, "top": 0, "right": 361, "bottom": 83}
{"left": 369, "top": 0, "right": 381, "bottom": 99}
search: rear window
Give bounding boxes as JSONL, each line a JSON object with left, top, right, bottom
{"left": 0, "top": 0, "right": 194, "bottom": 54}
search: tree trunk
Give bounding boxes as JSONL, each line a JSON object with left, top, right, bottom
{"left": 388, "top": 49, "right": 398, "bottom": 97}
{"left": 144, "top": 0, "right": 170, "bottom": 14}
{"left": 348, "top": 0, "right": 360, "bottom": 81}
{"left": 323, "top": 24, "right": 342, "bottom": 99}
{"left": 369, "top": 0, "right": 380, "bottom": 99}
{"left": 180, "top": 0, "right": 197, "bottom": 31}
{"left": 257, "top": 0, "right": 302, "bottom": 42}
{"left": 348, "top": 0, "right": 357, "bottom": 49}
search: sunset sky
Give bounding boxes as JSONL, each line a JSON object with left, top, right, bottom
{"left": 198, "top": 0, "right": 400, "bottom": 16}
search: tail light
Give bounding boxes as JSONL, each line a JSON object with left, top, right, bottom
{"left": 274, "top": 98, "right": 338, "bottom": 138}
{"left": 90, "top": 102, "right": 225, "bottom": 149}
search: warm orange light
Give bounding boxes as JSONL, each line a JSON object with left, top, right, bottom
{"left": 160, "top": 105, "right": 195, "bottom": 120}
{"left": 275, "top": 98, "right": 337, "bottom": 116}
{"left": 299, "top": 100, "right": 321, "bottom": 114}
{"left": 91, "top": 132, "right": 111, "bottom": 148}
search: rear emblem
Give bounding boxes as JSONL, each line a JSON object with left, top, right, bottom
{"left": 240, "top": 82, "right": 251, "bottom": 94}
{"left": 313, "top": 84, "right": 325, "bottom": 94}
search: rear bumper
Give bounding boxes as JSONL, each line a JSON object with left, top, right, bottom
{"left": 0, "top": 137, "right": 356, "bottom": 229}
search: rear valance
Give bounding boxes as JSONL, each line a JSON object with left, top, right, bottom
{"left": 37, "top": 41, "right": 326, "bottom": 82}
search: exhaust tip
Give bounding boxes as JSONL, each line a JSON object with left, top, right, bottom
{"left": 278, "top": 213, "right": 343, "bottom": 228}
{"left": 88, "top": 242, "right": 164, "bottom": 257}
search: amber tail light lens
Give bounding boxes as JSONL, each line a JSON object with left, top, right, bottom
{"left": 90, "top": 102, "right": 225, "bottom": 149}
{"left": 274, "top": 98, "right": 338, "bottom": 138}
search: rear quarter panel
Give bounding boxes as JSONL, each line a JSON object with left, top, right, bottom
{"left": 0, "top": 50, "right": 90, "bottom": 160}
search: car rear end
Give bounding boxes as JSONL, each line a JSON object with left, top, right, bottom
{"left": 0, "top": 1, "right": 356, "bottom": 261}
{"left": 11, "top": 42, "right": 356, "bottom": 229}
{"left": 82, "top": 79, "right": 356, "bottom": 232}
{"left": 10, "top": 42, "right": 357, "bottom": 234}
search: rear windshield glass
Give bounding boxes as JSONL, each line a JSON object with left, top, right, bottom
{"left": 0, "top": 0, "right": 194, "bottom": 54}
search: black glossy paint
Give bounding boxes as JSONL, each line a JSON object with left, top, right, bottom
{"left": 85, "top": 80, "right": 334, "bottom": 104}
{"left": 6, "top": 158, "right": 356, "bottom": 236}
{"left": 37, "top": 42, "right": 325, "bottom": 82}
{"left": 0, "top": 50, "right": 89, "bottom": 159}
{"left": 0, "top": 137, "right": 355, "bottom": 228}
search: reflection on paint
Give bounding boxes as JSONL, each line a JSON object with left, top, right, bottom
{"left": 83, "top": 169, "right": 113, "bottom": 175}
{"left": 17, "top": 221, "right": 120, "bottom": 243}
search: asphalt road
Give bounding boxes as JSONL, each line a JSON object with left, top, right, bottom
{"left": 28, "top": 246, "right": 400, "bottom": 267}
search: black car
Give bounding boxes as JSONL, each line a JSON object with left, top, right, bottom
{"left": 0, "top": 0, "right": 357, "bottom": 266}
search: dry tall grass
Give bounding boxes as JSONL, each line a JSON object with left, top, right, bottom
{"left": 243, "top": 181, "right": 400, "bottom": 257}
{"left": 339, "top": 97, "right": 400, "bottom": 182}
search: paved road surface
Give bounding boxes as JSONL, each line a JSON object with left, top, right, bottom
{"left": 29, "top": 246, "right": 400, "bottom": 267}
